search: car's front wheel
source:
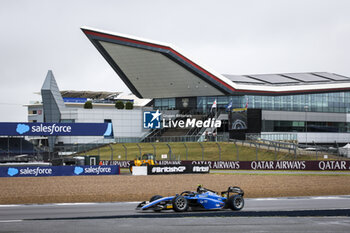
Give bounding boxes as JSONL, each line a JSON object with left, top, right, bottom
{"left": 172, "top": 195, "right": 189, "bottom": 212}
{"left": 228, "top": 195, "right": 244, "bottom": 211}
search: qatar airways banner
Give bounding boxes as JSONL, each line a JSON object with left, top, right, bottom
{"left": 0, "top": 165, "right": 120, "bottom": 177}
{"left": 0, "top": 122, "right": 113, "bottom": 136}
{"left": 100, "top": 160, "right": 350, "bottom": 171}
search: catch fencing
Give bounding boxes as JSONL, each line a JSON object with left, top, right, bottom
{"left": 78, "top": 139, "right": 342, "bottom": 162}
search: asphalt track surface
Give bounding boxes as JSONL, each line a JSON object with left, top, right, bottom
{"left": 1, "top": 196, "right": 350, "bottom": 232}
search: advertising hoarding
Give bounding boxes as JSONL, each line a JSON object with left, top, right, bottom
{"left": 0, "top": 165, "right": 120, "bottom": 177}
{"left": 0, "top": 122, "right": 113, "bottom": 136}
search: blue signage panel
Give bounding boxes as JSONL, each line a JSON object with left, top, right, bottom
{"left": 0, "top": 122, "right": 113, "bottom": 136}
{"left": 63, "top": 97, "right": 88, "bottom": 103}
{"left": 143, "top": 110, "right": 161, "bottom": 129}
{"left": 0, "top": 165, "right": 120, "bottom": 177}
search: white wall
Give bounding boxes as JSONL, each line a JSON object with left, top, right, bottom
{"left": 57, "top": 108, "right": 149, "bottom": 144}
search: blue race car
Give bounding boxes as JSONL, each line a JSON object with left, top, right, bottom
{"left": 136, "top": 185, "right": 244, "bottom": 212}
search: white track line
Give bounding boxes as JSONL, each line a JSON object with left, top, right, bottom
{"left": 249, "top": 196, "right": 350, "bottom": 201}
{"left": 0, "top": 201, "right": 140, "bottom": 208}
{"left": 0, "top": 220, "right": 23, "bottom": 223}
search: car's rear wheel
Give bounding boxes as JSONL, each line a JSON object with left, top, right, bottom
{"left": 150, "top": 195, "right": 163, "bottom": 202}
{"left": 228, "top": 195, "right": 244, "bottom": 211}
{"left": 172, "top": 195, "right": 189, "bottom": 212}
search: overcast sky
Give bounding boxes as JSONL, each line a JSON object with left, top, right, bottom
{"left": 0, "top": 0, "right": 349, "bottom": 122}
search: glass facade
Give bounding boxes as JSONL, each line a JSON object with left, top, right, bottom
{"left": 195, "top": 91, "right": 350, "bottom": 113}
{"left": 262, "top": 120, "right": 350, "bottom": 133}
{"left": 154, "top": 91, "right": 350, "bottom": 113}
{"left": 153, "top": 92, "right": 350, "bottom": 133}
{"left": 154, "top": 98, "right": 176, "bottom": 110}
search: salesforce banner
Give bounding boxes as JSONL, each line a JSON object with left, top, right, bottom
{"left": 0, "top": 122, "right": 113, "bottom": 136}
{"left": 0, "top": 165, "right": 120, "bottom": 177}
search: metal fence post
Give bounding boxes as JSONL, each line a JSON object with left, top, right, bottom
{"left": 136, "top": 143, "right": 141, "bottom": 158}
{"left": 216, "top": 142, "right": 221, "bottom": 161}
{"left": 7, "top": 136, "right": 10, "bottom": 158}
{"left": 183, "top": 142, "right": 188, "bottom": 160}
{"left": 84, "top": 144, "right": 87, "bottom": 156}
{"left": 151, "top": 143, "right": 156, "bottom": 156}
{"left": 198, "top": 142, "right": 204, "bottom": 161}
{"left": 234, "top": 141, "right": 239, "bottom": 161}
{"left": 255, "top": 142, "right": 258, "bottom": 161}
{"left": 166, "top": 143, "right": 172, "bottom": 160}
{"left": 122, "top": 144, "right": 127, "bottom": 160}
{"left": 274, "top": 143, "right": 277, "bottom": 161}
{"left": 335, "top": 141, "right": 340, "bottom": 159}
{"left": 20, "top": 137, "right": 22, "bottom": 155}
{"left": 313, "top": 141, "right": 318, "bottom": 161}
{"left": 108, "top": 144, "right": 113, "bottom": 160}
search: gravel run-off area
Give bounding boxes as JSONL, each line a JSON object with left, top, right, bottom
{"left": 1, "top": 174, "right": 350, "bottom": 204}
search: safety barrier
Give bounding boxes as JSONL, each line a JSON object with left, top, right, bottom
{"left": 101, "top": 160, "right": 350, "bottom": 171}
{"left": 0, "top": 165, "right": 120, "bottom": 177}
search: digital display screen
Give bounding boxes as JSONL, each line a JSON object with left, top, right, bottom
{"left": 229, "top": 108, "right": 248, "bottom": 130}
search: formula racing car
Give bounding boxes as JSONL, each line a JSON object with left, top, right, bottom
{"left": 136, "top": 185, "right": 244, "bottom": 212}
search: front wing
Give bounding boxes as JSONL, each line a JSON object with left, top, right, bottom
{"left": 137, "top": 196, "right": 175, "bottom": 211}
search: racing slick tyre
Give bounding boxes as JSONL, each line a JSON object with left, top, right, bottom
{"left": 228, "top": 195, "right": 244, "bottom": 211}
{"left": 172, "top": 195, "right": 189, "bottom": 212}
{"left": 129, "top": 161, "right": 135, "bottom": 173}
{"left": 150, "top": 195, "right": 163, "bottom": 202}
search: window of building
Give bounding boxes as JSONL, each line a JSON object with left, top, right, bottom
{"left": 104, "top": 119, "right": 114, "bottom": 138}
{"left": 61, "top": 119, "right": 75, "bottom": 123}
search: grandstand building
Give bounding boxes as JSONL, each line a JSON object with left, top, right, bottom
{"left": 77, "top": 26, "right": 350, "bottom": 145}
{"left": 25, "top": 27, "right": 350, "bottom": 151}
